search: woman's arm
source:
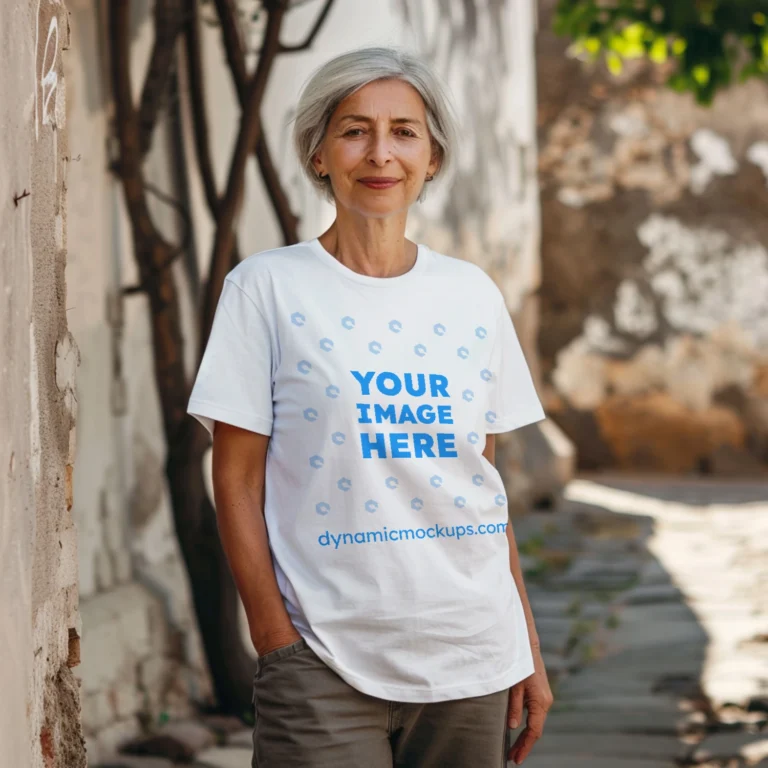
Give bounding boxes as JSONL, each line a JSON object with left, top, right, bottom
{"left": 484, "top": 433, "right": 552, "bottom": 764}
{"left": 481, "top": 435, "right": 540, "bottom": 648}
{"left": 212, "top": 421, "right": 302, "bottom": 656}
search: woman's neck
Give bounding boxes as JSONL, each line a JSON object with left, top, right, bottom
{"left": 318, "top": 213, "right": 417, "bottom": 279}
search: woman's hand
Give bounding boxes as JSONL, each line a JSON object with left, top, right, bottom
{"left": 251, "top": 625, "right": 303, "bottom": 657}
{"left": 507, "top": 644, "right": 554, "bottom": 764}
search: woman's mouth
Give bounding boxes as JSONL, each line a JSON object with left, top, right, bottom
{"left": 358, "top": 177, "right": 400, "bottom": 189}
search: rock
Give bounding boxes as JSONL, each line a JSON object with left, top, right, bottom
{"left": 225, "top": 729, "right": 253, "bottom": 749}
{"left": 97, "top": 758, "right": 174, "bottom": 768}
{"left": 199, "top": 715, "right": 246, "bottom": 738}
{"left": 595, "top": 392, "right": 746, "bottom": 473}
{"left": 518, "top": 419, "right": 576, "bottom": 507}
{"left": 194, "top": 747, "right": 253, "bottom": 767}
{"left": 121, "top": 721, "right": 215, "bottom": 763}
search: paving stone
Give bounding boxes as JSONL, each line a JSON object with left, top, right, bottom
{"left": 516, "top": 756, "right": 668, "bottom": 768}
{"left": 525, "top": 732, "right": 684, "bottom": 759}
{"left": 694, "top": 732, "right": 768, "bottom": 763}
{"left": 533, "top": 617, "right": 574, "bottom": 654}
{"left": 620, "top": 584, "right": 684, "bottom": 605}
{"left": 552, "top": 557, "right": 642, "bottom": 590}
{"left": 195, "top": 746, "right": 253, "bottom": 767}
{"left": 544, "top": 706, "right": 686, "bottom": 735}
{"left": 225, "top": 729, "right": 253, "bottom": 749}
{"left": 97, "top": 758, "right": 174, "bottom": 768}
{"left": 530, "top": 592, "right": 579, "bottom": 618}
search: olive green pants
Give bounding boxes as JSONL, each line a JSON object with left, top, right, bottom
{"left": 251, "top": 638, "right": 510, "bottom": 768}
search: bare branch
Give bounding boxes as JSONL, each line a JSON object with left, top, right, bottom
{"left": 144, "top": 180, "right": 192, "bottom": 253}
{"left": 109, "top": 0, "right": 190, "bottom": 437}
{"left": 184, "top": 0, "right": 221, "bottom": 214}
{"left": 138, "top": 0, "right": 187, "bottom": 157}
{"left": 212, "top": 0, "right": 300, "bottom": 244}
{"left": 212, "top": 0, "right": 248, "bottom": 96}
{"left": 279, "top": 0, "right": 335, "bottom": 53}
{"left": 199, "top": 4, "right": 288, "bottom": 356}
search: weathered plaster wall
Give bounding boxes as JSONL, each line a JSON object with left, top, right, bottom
{"left": 537, "top": 0, "right": 768, "bottom": 474}
{"left": 0, "top": 1, "right": 85, "bottom": 766}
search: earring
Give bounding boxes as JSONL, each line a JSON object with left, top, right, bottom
{"left": 426, "top": 174, "right": 434, "bottom": 182}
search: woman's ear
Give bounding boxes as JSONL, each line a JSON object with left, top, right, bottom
{"left": 312, "top": 152, "right": 325, "bottom": 177}
{"left": 427, "top": 144, "right": 441, "bottom": 178}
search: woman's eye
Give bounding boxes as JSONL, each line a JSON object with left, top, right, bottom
{"left": 344, "top": 128, "right": 365, "bottom": 136}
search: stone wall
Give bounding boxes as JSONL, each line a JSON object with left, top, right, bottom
{"left": 0, "top": 1, "right": 86, "bottom": 766}
{"left": 536, "top": 0, "right": 768, "bottom": 475}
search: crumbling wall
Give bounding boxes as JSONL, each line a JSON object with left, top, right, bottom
{"left": 537, "top": 0, "right": 768, "bottom": 474}
{"left": 0, "top": 1, "right": 86, "bottom": 766}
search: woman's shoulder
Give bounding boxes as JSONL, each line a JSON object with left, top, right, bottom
{"left": 225, "top": 241, "right": 315, "bottom": 293}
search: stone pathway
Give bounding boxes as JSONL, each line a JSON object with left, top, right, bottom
{"left": 94, "top": 474, "right": 768, "bottom": 768}
{"left": 514, "top": 473, "right": 768, "bottom": 768}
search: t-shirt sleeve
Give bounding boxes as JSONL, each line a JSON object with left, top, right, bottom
{"left": 486, "top": 300, "right": 546, "bottom": 434}
{"left": 187, "top": 278, "right": 274, "bottom": 438}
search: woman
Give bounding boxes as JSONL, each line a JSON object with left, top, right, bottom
{"left": 188, "top": 46, "right": 552, "bottom": 768}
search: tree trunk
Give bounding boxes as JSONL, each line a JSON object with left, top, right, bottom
{"left": 166, "top": 416, "right": 254, "bottom": 715}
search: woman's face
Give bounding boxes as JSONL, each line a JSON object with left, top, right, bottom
{"left": 313, "top": 79, "right": 440, "bottom": 218}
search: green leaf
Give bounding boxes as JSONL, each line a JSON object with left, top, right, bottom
{"left": 692, "top": 64, "right": 711, "bottom": 85}
{"left": 754, "top": 12, "right": 766, "bottom": 27}
{"left": 672, "top": 38, "right": 687, "bottom": 56}
{"left": 606, "top": 51, "right": 624, "bottom": 74}
{"left": 649, "top": 36, "right": 668, "bottom": 63}
{"left": 584, "top": 36, "right": 602, "bottom": 54}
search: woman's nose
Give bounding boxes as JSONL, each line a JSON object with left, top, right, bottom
{"left": 366, "top": 131, "right": 393, "bottom": 166}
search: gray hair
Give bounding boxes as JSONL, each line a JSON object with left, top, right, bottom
{"left": 292, "top": 46, "right": 459, "bottom": 203}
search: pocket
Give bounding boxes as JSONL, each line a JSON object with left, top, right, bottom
{"left": 255, "top": 637, "right": 308, "bottom": 679}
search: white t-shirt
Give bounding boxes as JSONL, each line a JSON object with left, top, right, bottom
{"left": 188, "top": 238, "right": 546, "bottom": 703}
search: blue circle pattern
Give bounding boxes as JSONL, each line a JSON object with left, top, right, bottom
{"left": 295, "top": 310, "right": 504, "bottom": 518}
